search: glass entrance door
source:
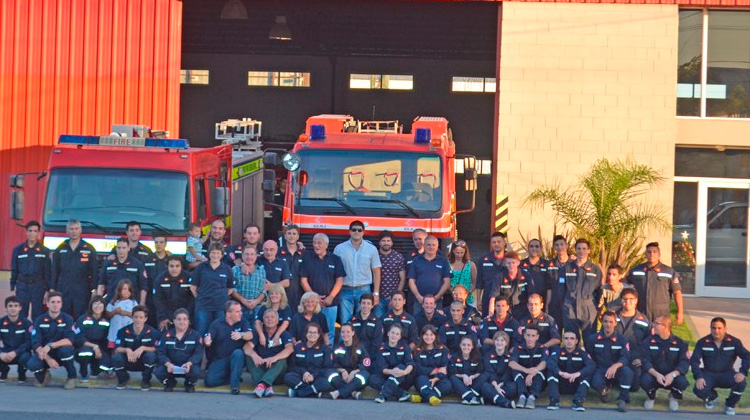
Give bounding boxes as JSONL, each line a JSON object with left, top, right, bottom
{"left": 696, "top": 181, "right": 750, "bottom": 297}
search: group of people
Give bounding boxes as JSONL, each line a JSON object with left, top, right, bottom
{"left": 3, "top": 218, "right": 748, "bottom": 415}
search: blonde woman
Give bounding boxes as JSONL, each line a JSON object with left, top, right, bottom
{"left": 254, "top": 284, "right": 292, "bottom": 348}
{"left": 290, "top": 292, "right": 330, "bottom": 345}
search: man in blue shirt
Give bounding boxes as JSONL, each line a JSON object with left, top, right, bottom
{"left": 204, "top": 300, "right": 253, "bottom": 394}
{"left": 259, "top": 240, "right": 292, "bottom": 290}
{"left": 407, "top": 236, "right": 451, "bottom": 314}
{"left": 334, "top": 220, "right": 381, "bottom": 325}
{"left": 301, "top": 233, "right": 345, "bottom": 345}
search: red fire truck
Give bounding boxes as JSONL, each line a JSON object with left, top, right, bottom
{"left": 271, "top": 114, "right": 477, "bottom": 249}
{"left": 9, "top": 121, "right": 265, "bottom": 255}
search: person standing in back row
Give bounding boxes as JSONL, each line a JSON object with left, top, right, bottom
{"left": 11, "top": 221, "right": 51, "bottom": 320}
{"left": 563, "top": 238, "right": 601, "bottom": 342}
{"left": 334, "top": 220, "right": 381, "bottom": 325}
{"left": 627, "top": 242, "right": 684, "bottom": 324}
{"left": 476, "top": 232, "right": 507, "bottom": 317}
{"left": 51, "top": 219, "right": 98, "bottom": 319}
{"left": 408, "top": 236, "right": 451, "bottom": 314}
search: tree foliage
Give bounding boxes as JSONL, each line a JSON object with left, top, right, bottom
{"left": 524, "top": 158, "right": 670, "bottom": 273}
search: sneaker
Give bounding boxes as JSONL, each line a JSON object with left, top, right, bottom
{"left": 0, "top": 371, "right": 7, "bottom": 382}
{"left": 263, "top": 386, "right": 274, "bottom": 397}
{"left": 329, "top": 390, "right": 340, "bottom": 400}
{"left": 17, "top": 371, "right": 26, "bottom": 383}
{"left": 35, "top": 371, "right": 51, "bottom": 388}
{"left": 287, "top": 388, "right": 296, "bottom": 398}
{"left": 517, "top": 395, "right": 527, "bottom": 409}
{"left": 525, "top": 395, "right": 536, "bottom": 409}
{"left": 352, "top": 391, "right": 361, "bottom": 400}
{"left": 572, "top": 400, "right": 586, "bottom": 412}
{"left": 668, "top": 396, "right": 679, "bottom": 412}
{"left": 254, "top": 383, "right": 266, "bottom": 398}
{"left": 547, "top": 400, "right": 560, "bottom": 410}
{"left": 116, "top": 381, "right": 127, "bottom": 390}
{"left": 64, "top": 378, "right": 76, "bottom": 390}
{"left": 617, "top": 399, "right": 627, "bottom": 412}
{"left": 726, "top": 406, "right": 736, "bottom": 416}
{"left": 398, "top": 392, "right": 412, "bottom": 402}
{"left": 644, "top": 398, "right": 655, "bottom": 410}
{"left": 411, "top": 395, "right": 422, "bottom": 403}
{"left": 429, "top": 396, "right": 441, "bottom": 406}
{"left": 164, "top": 384, "right": 175, "bottom": 392}
{"left": 503, "top": 400, "right": 515, "bottom": 409}
{"left": 599, "top": 386, "right": 611, "bottom": 403}
{"left": 79, "top": 375, "right": 89, "bottom": 383}
{"left": 374, "top": 394, "right": 386, "bottom": 404}
{"left": 470, "top": 397, "right": 480, "bottom": 405}
{"left": 316, "top": 392, "right": 323, "bottom": 398}
{"left": 185, "top": 384, "right": 195, "bottom": 393}
{"left": 462, "top": 399, "right": 471, "bottom": 405}
{"left": 706, "top": 397, "right": 718, "bottom": 410}
{"left": 140, "top": 381, "right": 151, "bottom": 391}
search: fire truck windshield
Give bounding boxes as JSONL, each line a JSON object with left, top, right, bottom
{"left": 42, "top": 168, "right": 190, "bottom": 233}
{"left": 296, "top": 150, "right": 443, "bottom": 217}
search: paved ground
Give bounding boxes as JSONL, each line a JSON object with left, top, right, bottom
{"left": 1, "top": 271, "right": 750, "bottom": 417}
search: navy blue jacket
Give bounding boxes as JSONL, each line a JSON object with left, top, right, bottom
{"left": 157, "top": 328, "right": 204, "bottom": 367}
{"left": 32, "top": 312, "right": 76, "bottom": 349}
{"left": 0, "top": 315, "right": 32, "bottom": 354}
{"left": 691, "top": 334, "right": 750, "bottom": 379}
{"left": 11, "top": 242, "right": 51, "bottom": 291}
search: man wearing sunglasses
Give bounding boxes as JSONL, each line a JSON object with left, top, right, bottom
{"left": 334, "top": 220, "right": 381, "bottom": 325}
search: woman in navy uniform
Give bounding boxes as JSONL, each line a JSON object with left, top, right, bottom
{"left": 481, "top": 331, "right": 516, "bottom": 408}
{"left": 329, "top": 323, "right": 371, "bottom": 400}
{"left": 371, "top": 323, "right": 418, "bottom": 403}
{"left": 348, "top": 293, "right": 382, "bottom": 358}
{"left": 285, "top": 323, "right": 335, "bottom": 398}
{"left": 278, "top": 225, "right": 306, "bottom": 312}
{"left": 448, "top": 335, "right": 488, "bottom": 405}
{"left": 413, "top": 325, "right": 452, "bottom": 406}
{"left": 154, "top": 308, "right": 203, "bottom": 392}
{"left": 290, "top": 292, "right": 330, "bottom": 345}
{"left": 73, "top": 295, "right": 112, "bottom": 381}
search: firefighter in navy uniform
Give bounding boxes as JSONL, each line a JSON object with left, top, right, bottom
{"left": 284, "top": 323, "right": 335, "bottom": 398}
{"left": 153, "top": 256, "right": 194, "bottom": 331}
{"left": 691, "top": 316, "right": 750, "bottom": 416}
{"left": 546, "top": 330, "right": 595, "bottom": 411}
{"left": 614, "top": 288, "right": 651, "bottom": 392}
{"left": 438, "top": 301, "right": 478, "bottom": 356}
{"left": 278, "top": 224, "right": 306, "bottom": 313}
{"left": 481, "top": 330, "right": 517, "bottom": 408}
{"left": 563, "top": 238, "right": 602, "bottom": 343}
{"left": 518, "top": 293, "right": 562, "bottom": 350}
{"left": 154, "top": 308, "right": 203, "bottom": 392}
{"left": 480, "top": 297, "right": 522, "bottom": 348}
{"left": 641, "top": 315, "right": 689, "bottom": 411}
{"left": 50, "top": 220, "right": 98, "bottom": 319}
{"left": 545, "top": 235, "right": 572, "bottom": 332}
{"left": 349, "top": 293, "right": 382, "bottom": 357}
{"left": 627, "top": 242, "right": 684, "bottom": 324}
{"left": 98, "top": 237, "right": 148, "bottom": 304}
{"left": 488, "top": 251, "right": 528, "bottom": 318}
{"left": 27, "top": 292, "right": 77, "bottom": 389}
{"left": 509, "top": 324, "right": 548, "bottom": 409}
{"left": 110, "top": 221, "right": 155, "bottom": 263}
{"left": 0, "top": 296, "right": 33, "bottom": 382}
{"left": 475, "top": 232, "right": 507, "bottom": 317}
{"left": 10, "top": 221, "right": 51, "bottom": 320}
{"left": 371, "top": 323, "right": 418, "bottom": 403}
{"left": 448, "top": 336, "right": 488, "bottom": 405}
{"left": 413, "top": 325, "right": 452, "bottom": 406}
{"left": 585, "top": 311, "right": 633, "bottom": 412}
{"left": 520, "top": 239, "right": 549, "bottom": 305}
{"left": 111, "top": 305, "right": 160, "bottom": 390}
{"left": 329, "top": 323, "right": 371, "bottom": 400}
{"left": 73, "top": 295, "right": 112, "bottom": 380}
{"left": 380, "top": 291, "right": 419, "bottom": 350}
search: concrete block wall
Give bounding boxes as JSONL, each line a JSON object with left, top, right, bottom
{"left": 497, "top": 2, "right": 678, "bottom": 260}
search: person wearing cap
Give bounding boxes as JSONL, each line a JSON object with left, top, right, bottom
{"left": 11, "top": 221, "right": 51, "bottom": 320}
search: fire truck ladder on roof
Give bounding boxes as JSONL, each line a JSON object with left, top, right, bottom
{"left": 357, "top": 120, "right": 402, "bottom": 134}
{"left": 216, "top": 118, "right": 263, "bottom": 151}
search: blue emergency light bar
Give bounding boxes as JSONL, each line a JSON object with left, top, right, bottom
{"left": 309, "top": 124, "right": 326, "bottom": 141}
{"left": 59, "top": 135, "right": 190, "bottom": 149}
{"left": 414, "top": 128, "right": 431, "bottom": 144}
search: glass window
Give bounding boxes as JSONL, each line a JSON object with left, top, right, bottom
{"left": 248, "top": 71, "right": 310, "bottom": 87}
{"left": 677, "top": 11, "right": 702, "bottom": 116}
{"left": 349, "top": 74, "right": 413, "bottom": 90}
{"left": 451, "top": 76, "right": 496, "bottom": 93}
{"left": 672, "top": 181, "right": 697, "bottom": 294}
{"left": 180, "top": 70, "right": 209, "bottom": 85}
{"left": 706, "top": 11, "right": 750, "bottom": 118}
{"left": 195, "top": 178, "right": 207, "bottom": 221}
{"left": 43, "top": 168, "right": 190, "bottom": 233}
{"left": 675, "top": 147, "right": 750, "bottom": 179}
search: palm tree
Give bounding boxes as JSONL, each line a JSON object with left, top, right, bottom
{"left": 524, "top": 158, "right": 670, "bottom": 273}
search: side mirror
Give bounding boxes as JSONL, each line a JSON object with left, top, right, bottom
{"left": 10, "top": 174, "right": 25, "bottom": 188}
{"left": 262, "top": 170, "right": 276, "bottom": 203}
{"left": 10, "top": 190, "right": 25, "bottom": 220}
{"left": 263, "top": 152, "right": 281, "bottom": 167}
{"left": 211, "top": 187, "right": 229, "bottom": 217}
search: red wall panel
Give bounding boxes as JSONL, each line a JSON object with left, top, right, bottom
{"left": 0, "top": 0, "right": 182, "bottom": 269}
